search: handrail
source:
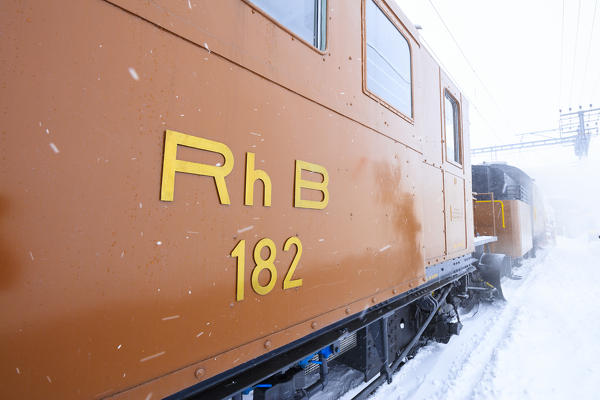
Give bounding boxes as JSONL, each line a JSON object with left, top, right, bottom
{"left": 474, "top": 192, "right": 497, "bottom": 236}
{"left": 475, "top": 200, "right": 506, "bottom": 229}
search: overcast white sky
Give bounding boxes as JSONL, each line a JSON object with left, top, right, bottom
{"left": 395, "top": 0, "right": 600, "bottom": 166}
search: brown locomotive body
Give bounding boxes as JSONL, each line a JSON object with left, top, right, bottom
{"left": 1, "top": 0, "right": 474, "bottom": 398}
{"left": 474, "top": 200, "right": 533, "bottom": 258}
{"left": 531, "top": 184, "right": 548, "bottom": 248}
{"left": 472, "top": 163, "right": 545, "bottom": 260}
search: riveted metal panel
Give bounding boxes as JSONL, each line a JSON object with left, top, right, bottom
{"left": 0, "top": 1, "right": 472, "bottom": 398}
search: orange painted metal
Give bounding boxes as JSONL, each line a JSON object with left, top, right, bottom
{"left": 0, "top": 0, "right": 473, "bottom": 398}
{"left": 474, "top": 200, "right": 533, "bottom": 258}
{"left": 532, "top": 184, "right": 547, "bottom": 246}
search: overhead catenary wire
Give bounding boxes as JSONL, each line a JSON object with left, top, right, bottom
{"left": 419, "top": 35, "right": 507, "bottom": 144}
{"left": 559, "top": 0, "right": 566, "bottom": 108}
{"left": 426, "top": 0, "right": 514, "bottom": 138}
{"left": 593, "top": 48, "right": 600, "bottom": 99}
{"left": 568, "top": 0, "right": 583, "bottom": 105}
{"left": 580, "top": 0, "right": 598, "bottom": 102}
{"left": 584, "top": 0, "right": 600, "bottom": 101}
{"left": 593, "top": 69, "right": 600, "bottom": 101}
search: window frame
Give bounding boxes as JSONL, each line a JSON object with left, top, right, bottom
{"left": 443, "top": 89, "right": 463, "bottom": 167}
{"left": 243, "top": 0, "right": 328, "bottom": 53}
{"left": 361, "top": 0, "right": 415, "bottom": 123}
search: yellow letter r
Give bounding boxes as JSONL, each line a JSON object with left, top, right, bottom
{"left": 160, "top": 130, "right": 234, "bottom": 204}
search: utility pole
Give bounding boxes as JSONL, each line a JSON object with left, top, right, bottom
{"left": 560, "top": 106, "right": 600, "bottom": 158}
{"left": 472, "top": 106, "right": 600, "bottom": 158}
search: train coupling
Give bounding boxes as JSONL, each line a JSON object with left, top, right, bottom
{"left": 477, "top": 253, "right": 511, "bottom": 300}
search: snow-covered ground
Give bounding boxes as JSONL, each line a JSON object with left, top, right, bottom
{"left": 337, "top": 236, "right": 600, "bottom": 400}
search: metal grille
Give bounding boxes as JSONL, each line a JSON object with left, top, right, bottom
{"left": 505, "top": 184, "right": 529, "bottom": 203}
{"left": 304, "top": 332, "right": 358, "bottom": 375}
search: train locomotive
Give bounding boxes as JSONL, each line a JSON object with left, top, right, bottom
{"left": 0, "top": 1, "right": 546, "bottom": 399}
{"left": 473, "top": 163, "right": 548, "bottom": 262}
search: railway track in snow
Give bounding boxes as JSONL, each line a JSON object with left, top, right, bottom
{"left": 330, "top": 251, "right": 547, "bottom": 400}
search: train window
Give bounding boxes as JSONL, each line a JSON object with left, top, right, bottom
{"left": 444, "top": 91, "right": 462, "bottom": 164}
{"left": 365, "top": 0, "right": 412, "bottom": 117}
{"left": 248, "top": 0, "right": 327, "bottom": 50}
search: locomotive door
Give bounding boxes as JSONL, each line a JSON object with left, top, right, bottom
{"left": 440, "top": 72, "right": 468, "bottom": 255}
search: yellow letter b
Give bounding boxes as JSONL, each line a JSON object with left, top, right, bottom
{"left": 294, "top": 160, "right": 329, "bottom": 210}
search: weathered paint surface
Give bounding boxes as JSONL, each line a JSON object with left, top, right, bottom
{"left": 474, "top": 200, "right": 533, "bottom": 258}
{"left": 0, "top": 0, "right": 473, "bottom": 398}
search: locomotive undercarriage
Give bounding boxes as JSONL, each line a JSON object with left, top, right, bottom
{"left": 172, "top": 251, "right": 515, "bottom": 400}
{"left": 247, "top": 274, "right": 498, "bottom": 400}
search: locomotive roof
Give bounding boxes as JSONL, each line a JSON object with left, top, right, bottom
{"left": 477, "top": 163, "right": 534, "bottom": 188}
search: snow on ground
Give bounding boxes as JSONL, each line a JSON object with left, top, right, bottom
{"left": 339, "top": 236, "right": 600, "bottom": 400}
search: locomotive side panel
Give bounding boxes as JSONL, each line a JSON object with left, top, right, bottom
{"left": 514, "top": 200, "right": 534, "bottom": 256}
{"left": 440, "top": 71, "right": 465, "bottom": 178}
{"left": 462, "top": 97, "right": 475, "bottom": 252}
{"left": 474, "top": 200, "right": 533, "bottom": 258}
{"left": 421, "top": 166, "right": 446, "bottom": 263}
{"left": 415, "top": 45, "right": 447, "bottom": 264}
{"left": 416, "top": 46, "right": 443, "bottom": 167}
{"left": 444, "top": 172, "right": 468, "bottom": 255}
{"left": 107, "top": 0, "right": 424, "bottom": 152}
{"left": 416, "top": 39, "right": 474, "bottom": 263}
{"left": 532, "top": 183, "right": 547, "bottom": 246}
{"left": 440, "top": 71, "right": 471, "bottom": 257}
{"left": 0, "top": 0, "right": 445, "bottom": 398}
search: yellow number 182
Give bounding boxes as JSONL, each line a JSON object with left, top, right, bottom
{"left": 231, "top": 236, "right": 303, "bottom": 301}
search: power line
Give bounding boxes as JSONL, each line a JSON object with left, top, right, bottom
{"left": 426, "top": 0, "right": 514, "bottom": 136}
{"left": 568, "top": 0, "right": 582, "bottom": 105}
{"left": 473, "top": 107, "right": 600, "bottom": 158}
{"left": 516, "top": 127, "right": 561, "bottom": 139}
{"left": 418, "top": 35, "right": 507, "bottom": 145}
{"left": 593, "top": 71, "right": 600, "bottom": 100}
{"left": 581, "top": 0, "right": 599, "bottom": 101}
{"left": 593, "top": 29, "right": 600, "bottom": 98}
{"left": 559, "top": 0, "right": 566, "bottom": 107}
